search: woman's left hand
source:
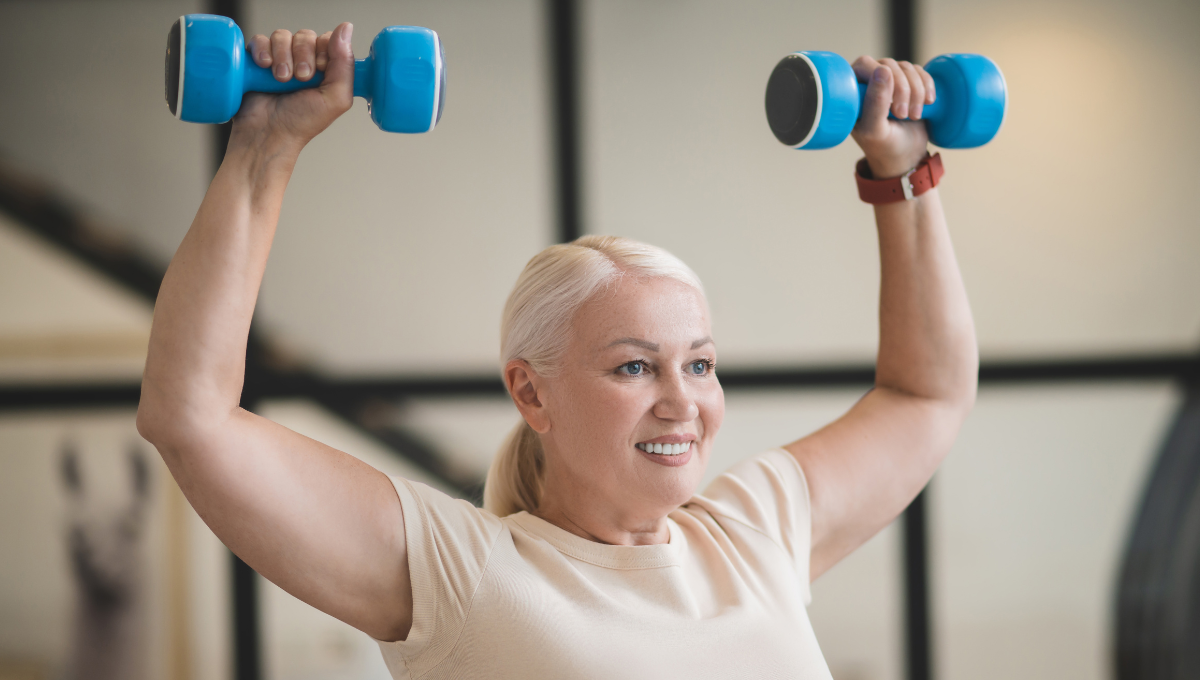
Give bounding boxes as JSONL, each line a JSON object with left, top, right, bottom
{"left": 849, "top": 56, "right": 935, "bottom": 178}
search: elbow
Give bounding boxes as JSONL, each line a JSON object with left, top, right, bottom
{"left": 943, "top": 356, "right": 979, "bottom": 421}
{"left": 137, "top": 393, "right": 180, "bottom": 456}
{"left": 136, "top": 379, "right": 213, "bottom": 456}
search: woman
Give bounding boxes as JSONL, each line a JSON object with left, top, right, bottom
{"left": 138, "top": 22, "right": 977, "bottom": 678}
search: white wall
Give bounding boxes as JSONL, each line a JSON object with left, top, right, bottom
{"left": 583, "top": 0, "right": 1200, "bottom": 364}
{"left": 0, "top": 214, "right": 152, "bottom": 383}
{"left": 0, "top": 0, "right": 208, "bottom": 264}
{"left": 924, "top": 0, "right": 1200, "bottom": 357}
{"left": 582, "top": 0, "right": 886, "bottom": 367}
{"left": 243, "top": 0, "right": 552, "bottom": 376}
{"left": 0, "top": 0, "right": 553, "bottom": 378}
{"left": 932, "top": 382, "right": 1178, "bottom": 680}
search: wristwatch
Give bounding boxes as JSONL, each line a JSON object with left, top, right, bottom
{"left": 855, "top": 152, "right": 944, "bottom": 204}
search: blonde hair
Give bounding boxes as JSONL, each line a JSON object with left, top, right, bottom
{"left": 483, "top": 235, "right": 704, "bottom": 516}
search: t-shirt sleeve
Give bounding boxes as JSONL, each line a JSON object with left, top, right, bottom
{"left": 376, "top": 476, "right": 505, "bottom": 674}
{"left": 693, "top": 449, "right": 814, "bottom": 596}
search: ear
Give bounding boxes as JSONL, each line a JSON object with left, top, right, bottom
{"left": 504, "top": 360, "right": 551, "bottom": 434}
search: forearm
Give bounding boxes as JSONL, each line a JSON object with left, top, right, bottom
{"left": 138, "top": 133, "right": 302, "bottom": 447}
{"left": 873, "top": 188, "right": 978, "bottom": 407}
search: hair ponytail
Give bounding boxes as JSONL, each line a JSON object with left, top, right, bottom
{"left": 483, "top": 235, "right": 705, "bottom": 516}
{"left": 483, "top": 420, "right": 544, "bottom": 516}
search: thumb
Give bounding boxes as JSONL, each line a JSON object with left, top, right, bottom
{"left": 321, "top": 22, "right": 355, "bottom": 100}
{"left": 859, "top": 66, "right": 893, "bottom": 130}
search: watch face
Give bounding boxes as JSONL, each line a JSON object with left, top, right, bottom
{"left": 765, "top": 54, "right": 819, "bottom": 147}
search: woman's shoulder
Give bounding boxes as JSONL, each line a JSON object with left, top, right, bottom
{"left": 677, "top": 449, "right": 813, "bottom": 575}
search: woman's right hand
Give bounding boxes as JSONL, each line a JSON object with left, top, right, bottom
{"left": 232, "top": 22, "right": 356, "bottom": 151}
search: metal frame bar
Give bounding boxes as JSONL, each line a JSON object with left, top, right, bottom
{"left": 547, "top": 0, "right": 583, "bottom": 244}
{"left": 4, "top": 354, "right": 1198, "bottom": 413}
{"left": 885, "top": 1, "right": 933, "bottom": 677}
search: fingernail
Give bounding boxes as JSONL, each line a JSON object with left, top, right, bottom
{"left": 296, "top": 63, "right": 311, "bottom": 78}
{"left": 275, "top": 63, "right": 290, "bottom": 79}
{"left": 258, "top": 51, "right": 271, "bottom": 64}
{"left": 873, "top": 68, "right": 886, "bottom": 83}
{"left": 344, "top": 23, "right": 354, "bottom": 42}
{"left": 897, "top": 104, "right": 908, "bottom": 118}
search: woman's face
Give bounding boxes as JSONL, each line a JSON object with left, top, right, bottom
{"left": 537, "top": 275, "right": 725, "bottom": 525}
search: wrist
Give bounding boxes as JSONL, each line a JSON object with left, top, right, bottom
{"left": 864, "top": 147, "right": 929, "bottom": 179}
{"left": 221, "top": 130, "right": 304, "bottom": 187}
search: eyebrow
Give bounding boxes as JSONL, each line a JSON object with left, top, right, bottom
{"left": 607, "top": 337, "right": 659, "bottom": 352}
{"left": 605, "top": 336, "right": 715, "bottom": 351}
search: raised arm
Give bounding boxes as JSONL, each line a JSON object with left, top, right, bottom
{"left": 137, "top": 24, "right": 413, "bottom": 641}
{"left": 785, "top": 57, "right": 979, "bottom": 580}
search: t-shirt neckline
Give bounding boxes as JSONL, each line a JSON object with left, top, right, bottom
{"left": 508, "top": 511, "right": 684, "bottom": 570}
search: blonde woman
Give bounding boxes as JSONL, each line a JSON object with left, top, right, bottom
{"left": 139, "top": 23, "right": 976, "bottom": 678}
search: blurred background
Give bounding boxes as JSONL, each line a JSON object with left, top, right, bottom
{"left": 1, "top": 0, "right": 1198, "bottom": 679}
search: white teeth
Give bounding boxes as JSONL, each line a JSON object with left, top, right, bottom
{"left": 636, "top": 441, "right": 692, "bottom": 455}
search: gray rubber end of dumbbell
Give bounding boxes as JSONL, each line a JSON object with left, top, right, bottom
{"left": 765, "top": 53, "right": 819, "bottom": 147}
{"left": 165, "top": 17, "right": 182, "bottom": 117}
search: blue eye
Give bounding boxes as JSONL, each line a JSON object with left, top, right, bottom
{"left": 618, "top": 362, "right": 645, "bottom": 376}
{"left": 688, "top": 360, "right": 711, "bottom": 375}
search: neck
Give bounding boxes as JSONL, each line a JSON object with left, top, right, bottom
{"left": 533, "top": 491, "right": 672, "bottom": 547}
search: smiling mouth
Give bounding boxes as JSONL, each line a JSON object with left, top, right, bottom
{"left": 635, "top": 442, "right": 692, "bottom": 456}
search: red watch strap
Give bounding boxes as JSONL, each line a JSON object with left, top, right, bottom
{"left": 855, "top": 152, "right": 944, "bottom": 204}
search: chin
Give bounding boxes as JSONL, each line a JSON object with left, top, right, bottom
{"left": 647, "top": 461, "right": 706, "bottom": 509}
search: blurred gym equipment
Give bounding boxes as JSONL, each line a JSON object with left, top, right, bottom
{"left": 165, "top": 14, "right": 445, "bottom": 133}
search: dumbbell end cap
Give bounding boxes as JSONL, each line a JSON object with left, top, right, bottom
{"left": 765, "top": 54, "right": 819, "bottom": 147}
{"left": 165, "top": 17, "right": 182, "bottom": 116}
{"left": 925, "top": 54, "right": 1007, "bottom": 149}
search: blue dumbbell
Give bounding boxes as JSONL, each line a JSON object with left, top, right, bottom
{"left": 764, "top": 51, "right": 1006, "bottom": 149}
{"left": 165, "top": 14, "right": 445, "bottom": 134}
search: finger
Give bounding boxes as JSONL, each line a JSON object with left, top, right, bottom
{"left": 249, "top": 34, "right": 272, "bottom": 68}
{"left": 321, "top": 23, "right": 355, "bottom": 109}
{"left": 270, "top": 29, "right": 293, "bottom": 81}
{"left": 293, "top": 29, "right": 318, "bottom": 81}
{"left": 858, "top": 65, "right": 894, "bottom": 132}
{"left": 851, "top": 55, "right": 883, "bottom": 85}
{"left": 898, "top": 61, "right": 925, "bottom": 119}
{"left": 879, "top": 58, "right": 910, "bottom": 118}
{"left": 917, "top": 63, "right": 935, "bottom": 105}
{"left": 315, "top": 31, "right": 332, "bottom": 71}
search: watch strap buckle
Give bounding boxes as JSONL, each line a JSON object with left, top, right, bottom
{"left": 900, "top": 168, "right": 916, "bottom": 201}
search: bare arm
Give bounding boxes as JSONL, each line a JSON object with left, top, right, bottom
{"left": 137, "top": 24, "right": 413, "bottom": 641}
{"left": 786, "top": 57, "right": 979, "bottom": 580}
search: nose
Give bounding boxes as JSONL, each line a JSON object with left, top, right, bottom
{"left": 653, "top": 371, "right": 699, "bottom": 422}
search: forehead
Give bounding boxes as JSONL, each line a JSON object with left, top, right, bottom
{"left": 571, "top": 275, "right": 710, "bottom": 348}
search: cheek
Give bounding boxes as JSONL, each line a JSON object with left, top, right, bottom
{"left": 699, "top": 387, "right": 725, "bottom": 439}
{"left": 555, "top": 377, "right": 647, "bottom": 443}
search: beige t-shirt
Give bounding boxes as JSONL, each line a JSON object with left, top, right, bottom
{"left": 377, "top": 449, "right": 833, "bottom": 679}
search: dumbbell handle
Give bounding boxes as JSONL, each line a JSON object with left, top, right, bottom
{"left": 241, "top": 59, "right": 374, "bottom": 98}
{"left": 855, "top": 81, "right": 945, "bottom": 122}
